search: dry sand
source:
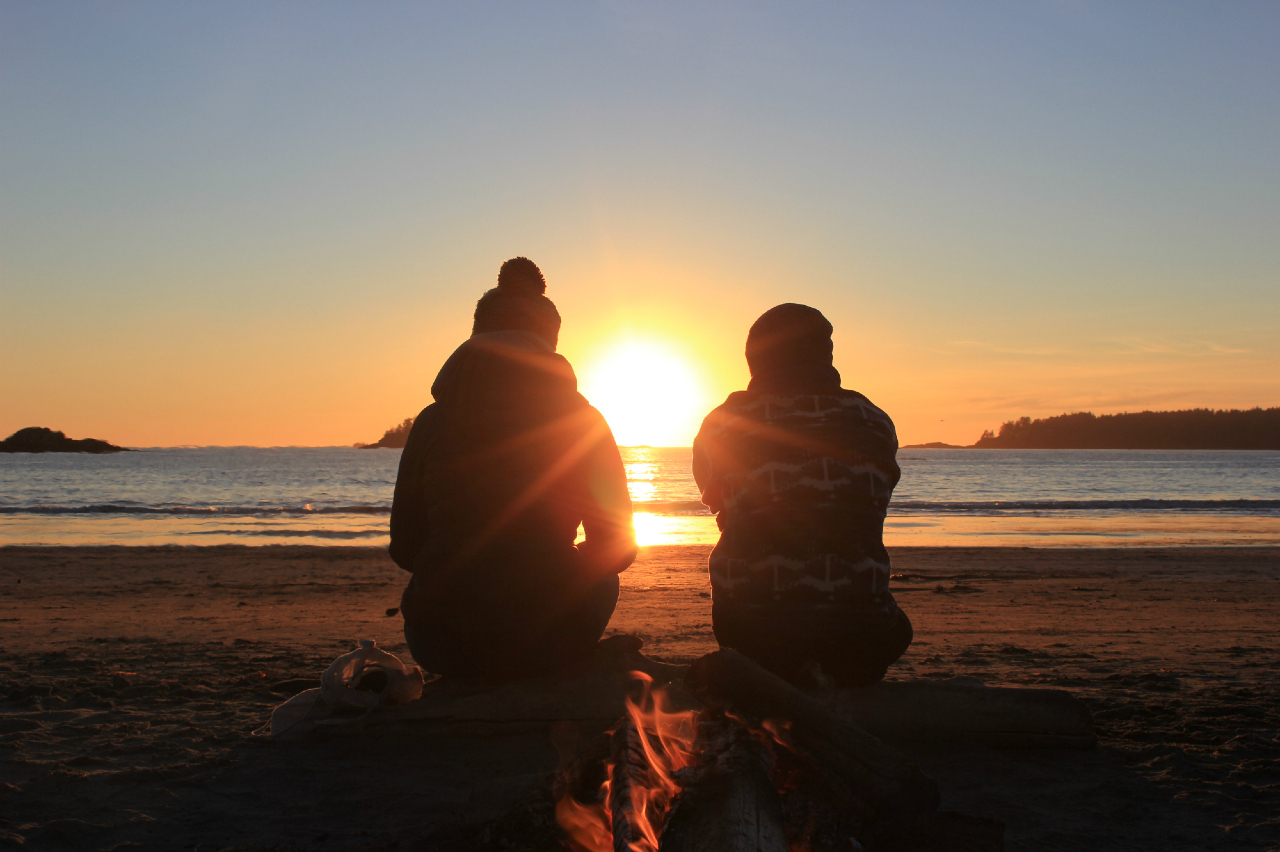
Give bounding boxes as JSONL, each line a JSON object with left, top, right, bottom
{"left": 0, "top": 544, "right": 1277, "bottom": 851}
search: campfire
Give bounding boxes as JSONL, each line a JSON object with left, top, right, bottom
{"left": 554, "top": 650, "right": 1005, "bottom": 852}
{"left": 556, "top": 671, "right": 698, "bottom": 852}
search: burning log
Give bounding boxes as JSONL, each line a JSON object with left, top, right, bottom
{"left": 684, "top": 650, "right": 940, "bottom": 821}
{"left": 610, "top": 714, "right": 657, "bottom": 852}
{"left": 658, "top": 721, "right": 787, "bottom": 852}
{"left": 559, "top": 671, "right": 699, "bottom": 852}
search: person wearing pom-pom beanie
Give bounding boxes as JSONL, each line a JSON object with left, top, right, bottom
{"left": 469, "top": 256, "right": 562, "bottom": 348}
{"left": 389, "top": 258, "right": 635, "bottom": 680}
{"left": 692, "top": 304, "right": 912, "bottom": 687}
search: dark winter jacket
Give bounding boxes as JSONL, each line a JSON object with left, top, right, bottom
{"left": 390, "top": 332, "right": 635, "bottom": 630}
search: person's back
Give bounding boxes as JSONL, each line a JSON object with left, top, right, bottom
{"left": 693, "top": 303, "right": 911, "bottom": 686}
{"left": 390, "top": 260, "right": 635, "bottom": 680}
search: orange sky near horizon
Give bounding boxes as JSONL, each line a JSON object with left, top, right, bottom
{"left": 3, "top": 249, "right": 1275, "bottom": 449}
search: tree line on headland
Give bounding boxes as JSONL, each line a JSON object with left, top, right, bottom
{"left": 354, "top": 418, "right": 414, "bottom": 449}
{"left": 970, "top": 408, "right": 1280, "bottom": 450}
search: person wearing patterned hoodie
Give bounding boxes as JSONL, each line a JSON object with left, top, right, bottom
{"left": 692, "top": 303, "right": 912, "bottom": 687}
{"left": 390, "top": 258, "right": 635, "bottom": 680}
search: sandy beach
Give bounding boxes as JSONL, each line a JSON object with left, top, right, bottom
{"left": 1, "top": 544, "right": 1278, "bottom": 851}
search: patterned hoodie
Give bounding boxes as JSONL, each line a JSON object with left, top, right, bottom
{"left": 692, "top": 304, "right": 902, "bottom": 632}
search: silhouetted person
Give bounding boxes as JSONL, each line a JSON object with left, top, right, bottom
{"left": 390, "top": 259, "right": 635, "bottom": 680}
{"left": 692, "top": 303, "right": 911, "bottom": 687}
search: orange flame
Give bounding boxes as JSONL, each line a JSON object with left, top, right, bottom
{"left": 556, "top": 672, "right": 699, "bottom": 852}
{"left": 556, "top": 791, "right": 613, "bottom": 852}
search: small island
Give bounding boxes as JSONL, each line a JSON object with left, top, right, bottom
{"left": 900, "top": 442, "right": 966, "bottom": 449}
{"left": 355, "top": 417, "right": 414, "bottom": 449}
{"left": 0, "top": 427, "right": 129, "bottom": 454}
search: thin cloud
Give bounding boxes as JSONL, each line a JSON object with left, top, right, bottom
{"left": 1107, "top": 337, "right": 1254, "bottom": 357}
{"left": 943, "top": 340, "right": 1063, "bottom": 357}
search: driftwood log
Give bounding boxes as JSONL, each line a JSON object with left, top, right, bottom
{"left": 684, "top": 650, "right": 940, "bottom": 821}
{"left": 659, "top": 722, "right": 787, "bottom": 852}
{"left": 821, "top": 678, "right": 1096, "bottom": 748}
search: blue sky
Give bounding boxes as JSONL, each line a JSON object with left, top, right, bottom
{"left": 2, "top": 2, "right": 1277, "bottom": 445}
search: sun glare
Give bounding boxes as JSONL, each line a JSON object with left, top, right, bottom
{"left": 579, "top": 339, "right": 707, "bottom": 447}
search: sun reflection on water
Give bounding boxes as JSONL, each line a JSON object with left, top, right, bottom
{"left": 631, "top": 512, "right": 719, "bottom": 546}
{"left": 626, "top": 461, "right": 658, "bottom": 503}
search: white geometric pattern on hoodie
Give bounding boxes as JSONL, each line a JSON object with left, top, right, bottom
{"left": 693, "top": 389, "right": 901, "bottom": 629}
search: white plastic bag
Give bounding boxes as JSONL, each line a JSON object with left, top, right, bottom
{"left": 256, "top": 639, "right": 425, "bottom": 739}
{"left": 320, "top": 638, "right": 425, "bottom": 710}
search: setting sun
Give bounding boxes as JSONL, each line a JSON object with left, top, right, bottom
{"left": 578, "top": 339, "right": 709, "bottom": 447}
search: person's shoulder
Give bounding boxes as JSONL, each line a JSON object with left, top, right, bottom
{"left": 714, "top": 389, "right": 764, "bottom": 413}
{"left": 832, "top": 389, "right": 892, "bottom": 420}
{"left": 409, "top": 403, "right": 441, "bottom": 431}
{"left": 699, "top": 391, "right": 756, "bottom": 426}
{"left": 578, "top": 399, "right": 621, "bottom": 437}
{"left": 692, "top": 392, "right": 752, "bottom": 447}
{"left": 399, "top": 403, "right": 441, "bottom": 452}
{"left": 831, "top": 389, "right": 897, "bottom": 447}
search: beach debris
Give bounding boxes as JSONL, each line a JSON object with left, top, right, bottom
{"left": 255, "top": 639, "right": 424, "bottom": 739}
{"left": 268, "top": 678, "right": 318, "bottom": 695}
{"left": 934, "top": 583, "right": 984, "bottom": 594}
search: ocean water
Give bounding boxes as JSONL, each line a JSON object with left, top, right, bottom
{"left": 1, "top": 447, "right": 1278, "bottom": 547}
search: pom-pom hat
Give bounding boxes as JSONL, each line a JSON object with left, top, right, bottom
{"left": 472, "top": 257, "right": 562, "bottom": 349}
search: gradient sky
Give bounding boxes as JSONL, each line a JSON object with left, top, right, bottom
{"left": 3, "top": 2, "right": 1277, "bottom": 447}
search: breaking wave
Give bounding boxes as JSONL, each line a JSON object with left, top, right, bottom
{"left": 3, "top": 499, "right": 1279, "bottom": 516}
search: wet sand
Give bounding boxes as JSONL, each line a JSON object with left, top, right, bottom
{"left": 1, "top": 545, "right": 1277, "bottom": 851}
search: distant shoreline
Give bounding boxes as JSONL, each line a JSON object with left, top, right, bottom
{"left": 971, "top": 408, "right": 1280, "bottom": 450}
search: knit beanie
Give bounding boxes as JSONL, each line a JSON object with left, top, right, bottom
{"left": 471, "top": 257, "right": 562, "bottom": 350}
{"left": 745, "top": 303, "right": 841, "bottom": 392}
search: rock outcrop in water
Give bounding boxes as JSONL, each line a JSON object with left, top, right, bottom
{"left": 0, "top": 427, "right": 129, "bottom": 454}
{"left": 356, "top": 417, "right": 414, "bottom": 449}
{"left": 972, "top": 408, "right": 1280, "bottom": 450}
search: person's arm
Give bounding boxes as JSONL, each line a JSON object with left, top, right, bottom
{"left": 576, "top": 410, "right": 637, "bottom": 577}
{"left": 388, "top": 405, "right": 438, "bottom": 572}
{"left": 692, "top": 408, "right": 725, "bottom": 514}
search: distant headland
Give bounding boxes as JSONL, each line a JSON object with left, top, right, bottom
{"left": 906, "top": 408, "right": 1280, "bottom": 451}
{"left": 0, "top": 427, "right": 129, "bottom": 454}
{"left": 355, "top": 418, "right": 414, "bottom": 449}
{"left": 970, "top": 408, "right": 1280, "bottom": 450}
